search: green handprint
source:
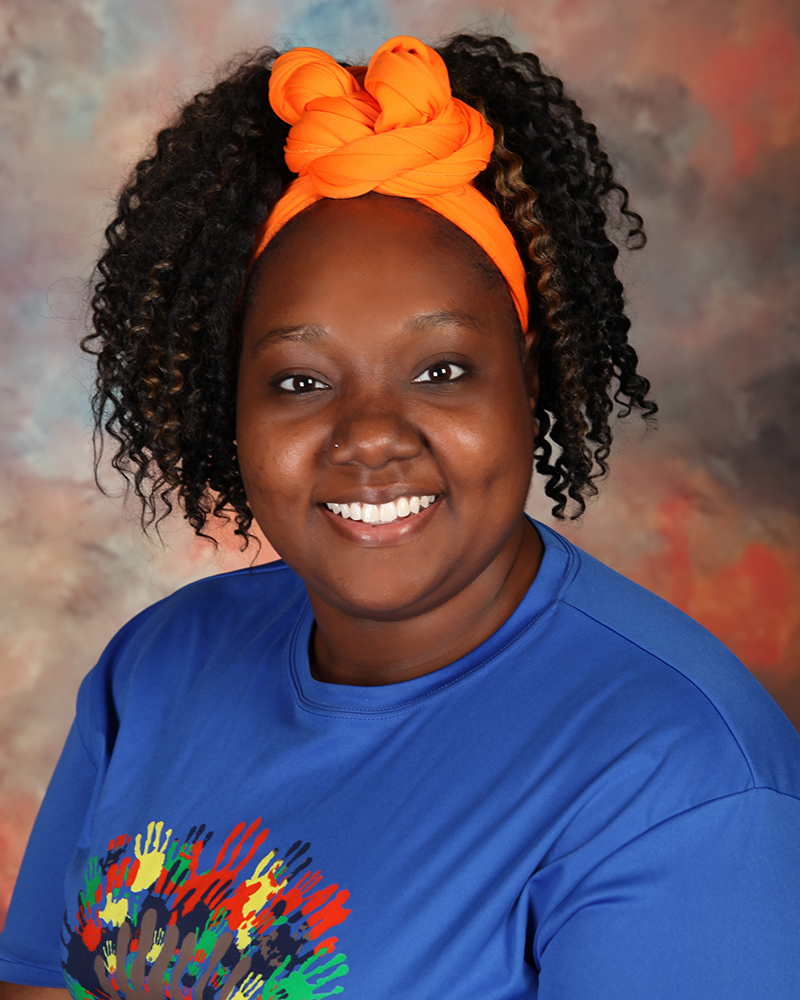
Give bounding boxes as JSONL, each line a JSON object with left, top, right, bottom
{"left": 262, "top": 949, "right": 348, "bottom": 999}
{"left": 81, "top": 856, "right": 102, "bottom": 908}
{"left": 155, "top": 825, "right": 213, "bottom": 896}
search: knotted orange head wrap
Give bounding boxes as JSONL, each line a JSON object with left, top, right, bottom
{"left": 253, "top": 35, "right": 530, "bottom": 330}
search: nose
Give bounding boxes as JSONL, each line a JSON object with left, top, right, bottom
{"left": 328, "top": 400, "right": 423, "bottom": 469}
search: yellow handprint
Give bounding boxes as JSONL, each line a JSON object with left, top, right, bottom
{"left": 102, "top": 940, "right": 117, "bottom": 975}
{"left": 99, "top": 893, "right": 129, "bottom": 927}
{"left": 235, "top": 851, "right": 289, "bottom": 949}
{"left": 228, "top": 971, "right": 265, "bottom": 1000}
{"left": 146, "top": 926, "right": 165, "bottom": 964}
{"left": 131, "top": 820, "right": 173, "bottom": 892}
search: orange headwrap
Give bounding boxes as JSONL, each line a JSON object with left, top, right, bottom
{"left": 252, "top": 35, "right": 529, "bottom": 329}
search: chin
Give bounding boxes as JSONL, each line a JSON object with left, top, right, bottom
{"left": 328, "top": 586, "right": 435, "bottom": 622}
{"left": 320, "top": 568, "right": 455, "bottom": 622}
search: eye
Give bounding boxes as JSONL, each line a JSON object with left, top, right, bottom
{"left": 413, "top": 362, "right": 467, "bottom": 384}
{"left": 276, "top": 374, "right": 330, "bottom": 393}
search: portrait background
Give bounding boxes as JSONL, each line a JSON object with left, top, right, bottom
{"left": 1, "top": 0, "right": 798, "bottom": 923}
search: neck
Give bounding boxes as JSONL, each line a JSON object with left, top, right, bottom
{"left": 308, "top": 518, "right": 543, "bottom": 686}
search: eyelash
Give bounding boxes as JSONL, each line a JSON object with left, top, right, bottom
{"left": 412, "top": 361, "right": 468, "bottom": 384}
{"left": 275, "top": 374, "right": 330, "bottom": 394}
{"left": 274, "top": 359, "right": 469, "bottom": 394}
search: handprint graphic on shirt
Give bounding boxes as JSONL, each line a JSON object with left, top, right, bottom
{"left": 130, "top": 820, "right": 173, "bottom": 892}
{"left": 93, "top": 908, "right": 252, "bottom": 1000}
{"left": 62, "top": 817, "right": 351, "bottom": 1000}
{"left": 100, "top": 941, "right": 116, "bottom": 976}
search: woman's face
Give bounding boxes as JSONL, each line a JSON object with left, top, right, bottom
{"left": 237, "top": 196, "right": 537, "bottom": 621}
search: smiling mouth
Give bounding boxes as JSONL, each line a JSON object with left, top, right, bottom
{"left": 324, "top": 495, "right": 438, "bottom": 524}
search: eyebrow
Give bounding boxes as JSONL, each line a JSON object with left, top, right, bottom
{"left": 249, "top": 309, "right": 484, "bottom": 358}
{"left": 403, "top": 310, "right": 484, "bottom": 334}
{"left": 249, "top": 324, "right": 327, "bottom": 358}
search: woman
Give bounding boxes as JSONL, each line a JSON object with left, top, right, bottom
{"left": 1, "top": 33, "right": 798, "bottom": 1000}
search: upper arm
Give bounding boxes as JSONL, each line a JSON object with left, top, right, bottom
{"left": 0, "top": 984, "right": 70, "bottom": 1000}
{"left": 534, "top": 789, "right": 800, "bottom": 1000}
{"left": 0, "top": 720, "right": 98, "bottom": 987}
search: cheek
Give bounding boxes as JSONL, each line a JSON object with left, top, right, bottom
{"left": 236, "top": 411, "right": 323, "bottom": 511}
{"left": 438, "top": 390, "right": 534, "bottom": 493}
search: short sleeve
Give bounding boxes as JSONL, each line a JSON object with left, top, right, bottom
{"left": 0, "top": 596, "right": 205, "bottom": 987}
{"left": 0, "top": 711, "right": 98, "bottom": 986}
{"left": 533, "top": 787, "right": 800, "bottom": 1000}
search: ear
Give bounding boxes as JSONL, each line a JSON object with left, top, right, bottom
{"left": 522, "top": 327, "right": 540, "bottom": 414}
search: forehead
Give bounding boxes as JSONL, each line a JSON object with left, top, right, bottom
{"left": 243, "top": 194, "right": 515, "bottom": 331}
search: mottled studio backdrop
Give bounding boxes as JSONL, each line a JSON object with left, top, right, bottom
{"left": 1, "top": 0, "right": 798, "bottom": 922}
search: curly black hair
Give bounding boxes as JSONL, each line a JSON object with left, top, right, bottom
{"left": 83, "top": 32, "right": 656, "bottom": 543}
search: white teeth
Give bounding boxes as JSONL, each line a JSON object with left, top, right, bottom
{"left": 362, "top": 504, "right": 380, "bottom": 523}
{"left": 379, "top": 502, "right": 397, "bottom": 522}
{"left": 324, "top": 495, "right": 437, "bottom": 524}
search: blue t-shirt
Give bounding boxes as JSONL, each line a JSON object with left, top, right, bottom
{"left": 1, "top": 522, "right": 799, "bottom": 999}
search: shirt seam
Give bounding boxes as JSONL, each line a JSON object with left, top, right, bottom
{"left": 0, "top": 956, "right": 65, "bottom": 977}
{"left": 74, "top": 672, "right": 103, "bottom": 775}
{"left": 75, "top": 719, "right": 100, "bottom": 772}
{"left": 289, "top": 597, "right": 567, "bottom": 717}
{"left": 532, "top": 785, "right": 800, "bottom": 968}
{"left": 549, "top": 786, "right": 800, "bottom": 881}
{"left": 560, "top": 566, "right": 756, "bottom": 785}
{"left": 287, "top": 519, "right": 580, "bottom": 718}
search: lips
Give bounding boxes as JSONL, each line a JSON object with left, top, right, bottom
{"left": 325, "top": 495, "right": 437, "bottom": 524}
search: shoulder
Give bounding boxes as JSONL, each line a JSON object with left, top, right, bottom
{"left": 105, "top": 558, "right": 306, "bottom": 657}
{"left": 78, "top": 560, "right": 307, "bottom": 727}
{"left": 536, "top": 522, "right": 800, "bottom": 798}
{"left": 122, "top": 560, "right": 305, "bottom": 641}
{"left": 144, "top": 557, "right": 305, "bottom": 621}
